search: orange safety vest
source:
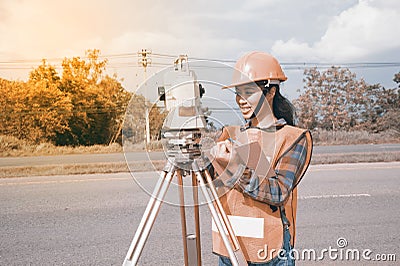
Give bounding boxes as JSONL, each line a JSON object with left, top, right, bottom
{"left": 211, "top": 125, "right": 313, "bottom": 263}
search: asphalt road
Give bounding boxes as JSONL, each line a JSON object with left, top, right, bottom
{"left": 0, "top": 162, "right": 399, "bottom": 265}
{"left": 312, "top": 143, "right": 400, "bottom": 154}
{"left": 1, "top": 143, "right": 400, "bottom": 167}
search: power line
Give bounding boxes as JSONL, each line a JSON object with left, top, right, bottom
{"left": 1, "top": 50, "right": 400, "bottom": 71}
{"left": 151, "top": 52, "right": 177, "bottom": 59}
{"left": 187, "top": 56, "right": 237, "bottom": 63}
{"left": 281, "top": 62, "right": 400, "bottom": 70}
{"left": 282, "top": 62, "right": 400, "bottom": 66}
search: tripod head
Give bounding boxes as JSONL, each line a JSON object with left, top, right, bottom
{"left": 161, "top": 126, "right": 216, "bottom": 172}
{"left": 162, "top": 129, "right": 201, "bottom": 163}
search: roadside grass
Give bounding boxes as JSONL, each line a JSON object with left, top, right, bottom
{"left": 312, "top": 129, "right": 399, "bottom": 145}
{"left": 0, "top": 135, "right": 167, "bottom": 157}
{"left": 0, "top": 161, "right": 166, "bottom": 178}
{"left": 0, "top": 135, "right": 124, "bottom": 157}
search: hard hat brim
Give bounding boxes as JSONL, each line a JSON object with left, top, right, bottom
{"left": 221, "top": 79, "right": 282, "bottom": 89}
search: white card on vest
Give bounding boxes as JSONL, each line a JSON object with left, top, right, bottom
{"left": 212, "top": 215, "right": 264, "bottom": 238}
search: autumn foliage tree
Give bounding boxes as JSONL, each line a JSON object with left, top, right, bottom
{"left": 27, "top": 61, "right": 73, "bottom": 142}
{"left": 0, "top": 65, "right": 72, "bottom": 143}
{"left": 0, "top": 79, "right": 31, "bottom": 140}
{"left": 0, "top": 49, "right": 167, "bottom": 146}
{"left": 294, "top": 67, "right": 399, "bottom": 132}
{"left": 57, "top": 50, "right": 131, "bottom": 145}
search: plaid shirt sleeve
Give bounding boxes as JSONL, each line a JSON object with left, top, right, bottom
{"left": 237, "top": 133, "right": 310, "bottom": 206}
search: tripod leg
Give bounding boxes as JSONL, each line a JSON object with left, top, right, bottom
{"left": 123, "top": 162, "right": 176, "bottom": 266}
{"left": 176, "top": 170, "right": 189, "bottom": 266}
{"left": 192, "top": 163, "right": 247, "bottom": 266}
{"left": 192, "top": 172, "right": 202, "bottom": 266}
{"left": 203, "top": 170, "right": 247, "bottom": 264}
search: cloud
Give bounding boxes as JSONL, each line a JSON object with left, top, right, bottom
{"left": 1, "top": 0, "right": 398, "bottom": 92}
{"left": 271, "top": 0, "right": 400, "bottom": 62}
{"left": 271, "top": 39, "right": 317, "bottom": 61}
{"left": 109, "top": 30, "right": 248, "bottom": 60}
{"left": 0, "top": 0, "right": 251, "bottom": 61}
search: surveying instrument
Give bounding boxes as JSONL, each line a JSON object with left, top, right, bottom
{"left": 123, "top": 56, "right": 247, "bottom": 265}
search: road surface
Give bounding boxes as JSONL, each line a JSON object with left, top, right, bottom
{"left": 0, "top": 162, "right": 399, "bottom": 265}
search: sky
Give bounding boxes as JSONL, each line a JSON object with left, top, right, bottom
{"left": 1, "top": 0, "right": 400, "bottom": 103}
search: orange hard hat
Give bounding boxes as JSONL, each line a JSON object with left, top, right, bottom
{"left": 223, "top": 51, "right": 287, "bottom": 89}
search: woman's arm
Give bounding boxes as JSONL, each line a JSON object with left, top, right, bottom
{"left": 237, "top": 132, "right": 311, "bottom": 206}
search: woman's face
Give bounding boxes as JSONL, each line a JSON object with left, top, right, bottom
{"left": 235, "top": 83, "right": 264, "bottom": 120}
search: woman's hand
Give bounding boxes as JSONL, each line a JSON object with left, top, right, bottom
{"left": 210, "top": 139, "right": 239, "bottom": 169}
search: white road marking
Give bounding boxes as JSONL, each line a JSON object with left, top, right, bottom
{"left": 300, "top": 193, "right": 371, "bottom": 200}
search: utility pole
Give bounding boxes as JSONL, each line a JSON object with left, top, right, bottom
{"left": 138, "top": 49, "right": 152, "bottom": 147}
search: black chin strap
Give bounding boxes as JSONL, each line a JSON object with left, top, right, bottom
{"left": 248, "top": 89, "right": 269, "bottom": 125}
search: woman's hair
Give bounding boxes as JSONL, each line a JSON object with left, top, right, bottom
{"left": 272, "top": 85, "right": 296, "bottom": 126}
{"left": 256, "top": 81, "right": 296, "bottom": 126}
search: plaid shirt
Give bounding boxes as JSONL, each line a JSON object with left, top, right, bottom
{"left": 215, "top": 130, "right": 310, "bottom": 207}
{"left": 235, "top": 133, "right": 309, "bottom": 206}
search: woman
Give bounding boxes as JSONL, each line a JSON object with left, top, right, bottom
{"left": 210, "top": 51, "right": 313, "bottom": 265}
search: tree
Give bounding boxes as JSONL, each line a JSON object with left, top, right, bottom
{"left": 122, "top": 94, "right": 147, "bottom": 144}
{"left": 57, "top": 49, "right": 131, "bottom": 145}
{"left": 98, "top": 75, "right": 132, "bottom": 144}
{"left": 0, "top": 79, "right": 29, "bottom": 140}
{"left": 0, "top": 61, "right": 73, "bottom": 144}
{"left": 26, "top": 61, "right": 73, "bottom": 142}
{"left": 368, "top": 84, "right": 399, "bottom": 132}
{"left": 149, "top": 105, "right": 167, "bottom": 140}
{"left": 294, "top": 67, "right": 399, "bottom": 132}
{"left": 394, "top": 71, "right": 400, "bottom": 88}
{"left": 295, "top": 67, "right": 359, "bottom": 130}
{"left": 0, "top": 49, "right": 165, "bottom": 146}
{"left": 122, "top": 95, "right": 167, "bottom": 145}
